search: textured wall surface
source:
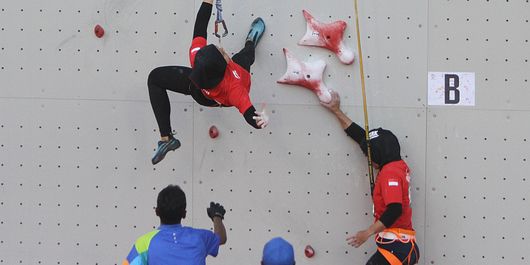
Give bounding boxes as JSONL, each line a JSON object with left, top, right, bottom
{"left": 0, "top": 0, "right": 528, "bottom": 264}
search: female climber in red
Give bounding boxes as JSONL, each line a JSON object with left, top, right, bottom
{"left": 322, "top": 91, "right": 420, "bottom": 265}
{"left": 147, "top": 0, "right": 267, "bottom": 165}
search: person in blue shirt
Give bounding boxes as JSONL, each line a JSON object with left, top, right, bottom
{"left": 123, "top": 185, "right": 227, "bottom": 265}
{"left": 261, "top": 237, "right": 295, "bottom": 265}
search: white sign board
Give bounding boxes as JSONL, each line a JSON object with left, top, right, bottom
{"left": 428, "top": 72, "right": 475, "bottom": 106}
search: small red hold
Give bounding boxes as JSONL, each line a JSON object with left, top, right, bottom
{"left": 94, "top": 24, "right": 105, "bottom": 38}
{"left": 209, "top": 125, "right": 219, "bottom": 139}
{"left": 304, "top": 245, "right": 315, "bottom": 258}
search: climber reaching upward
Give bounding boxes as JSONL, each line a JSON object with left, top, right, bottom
{"left": 321, "top": 90, "right": 420, "bottom": 265}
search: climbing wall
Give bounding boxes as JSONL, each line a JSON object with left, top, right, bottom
{"left": 426, "top": 1, "right": 530, "bottom": 264}
{"left": 0, "top": 0, "right": 528, "bottom": 265}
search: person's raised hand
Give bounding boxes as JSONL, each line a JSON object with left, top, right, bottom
{"left": 320, "top": 90, "right": 341, "bottom": 113}
{"left": 207, "top": 202, "right": 226, "bottom": 220}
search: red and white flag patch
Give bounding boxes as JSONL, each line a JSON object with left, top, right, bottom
{"left": 388, "top": 179, "right": 399, "bottom": 187}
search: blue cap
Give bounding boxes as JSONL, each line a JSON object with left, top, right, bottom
{"left": 262, "top": 237, "right": 295, "bottom": 265}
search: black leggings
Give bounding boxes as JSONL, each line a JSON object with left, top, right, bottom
{"left": 366, "top": 240, "right": 420, "bottom": 265}
{"left": 148, "top": 2, "right": 255, "bottom": 137}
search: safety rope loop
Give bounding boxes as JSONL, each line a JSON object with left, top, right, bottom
{"left": 214, "top": 0, "right": 228, "bottom": 39}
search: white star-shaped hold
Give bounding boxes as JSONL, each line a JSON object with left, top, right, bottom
{"left": 277, "top": 48, "right": 332, "bottom": 103}
{"left": 299, "top": 10, "right": 355, "bottom": 65}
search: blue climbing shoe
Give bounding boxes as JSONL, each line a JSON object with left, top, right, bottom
{"left": 246, "top": 17, "right": 266, "bottom": 48}
{"left": 151, "top": 137, "right": 181, "bottom": 165}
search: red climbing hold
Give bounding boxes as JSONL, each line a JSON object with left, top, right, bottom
{"left": 209, "top": 125, "right": 219, "bottom": 139}
{"left": 94, "top": 25, "right": 105, "bottom": 38}
{"left": 277, "top": 48, "right": 332, "bottom": 103}
{"left": 299, "top": 10, "right": 354, "bottom": 65}
{"left": 305, "top": 245, "right": 315, "bottom": 258}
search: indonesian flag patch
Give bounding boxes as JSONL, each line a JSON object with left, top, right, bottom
{"left": 388, "top": 179, "right": 399, "bottom": 187}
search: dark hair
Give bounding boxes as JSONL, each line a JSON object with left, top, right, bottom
{"left": 156, "top": 185, "right": 187, "bottom": 224}
{"left": 360, "top": 128, "right": 401, "bottom": 167}
{"left": 188, "top": 44, "right": 227, "bottom": 89}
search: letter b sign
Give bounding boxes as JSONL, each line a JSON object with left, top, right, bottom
{"left": 428, "top": 72, "right": 474, "bottom": 106}
{"left": 444, "top": 74, "right": 460, "bottom": 104}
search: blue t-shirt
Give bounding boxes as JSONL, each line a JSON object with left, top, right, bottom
{"left": 123, "top": 224, "right": 221, "bottom": 265}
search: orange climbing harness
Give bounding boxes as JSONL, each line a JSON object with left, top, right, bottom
{"left": 375, "top": 228, "right": 418, "bottom": 265}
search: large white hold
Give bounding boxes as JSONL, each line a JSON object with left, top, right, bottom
{"left": 299, "top": 10, "right": 355, "bottom": 65}
{"left": 277, "top": 48, "right": 332, "bottom": 103}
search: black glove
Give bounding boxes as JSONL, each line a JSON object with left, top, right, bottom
{"left": 207, "top": 202, "right": 226, "bottom": 220}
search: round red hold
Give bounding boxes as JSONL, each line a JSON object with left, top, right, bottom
{"left": 304, "top": 245, "right": 315, "bottom": 258}
{"left": 94, "top": 24, "right": 105, "bottom": 38}
{"left": 209, "top": 125, "right": 219, "bottom": 139}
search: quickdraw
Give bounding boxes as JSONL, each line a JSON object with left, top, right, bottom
{"left": 214, "top": 0, "right": 228, "bottom": 44}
